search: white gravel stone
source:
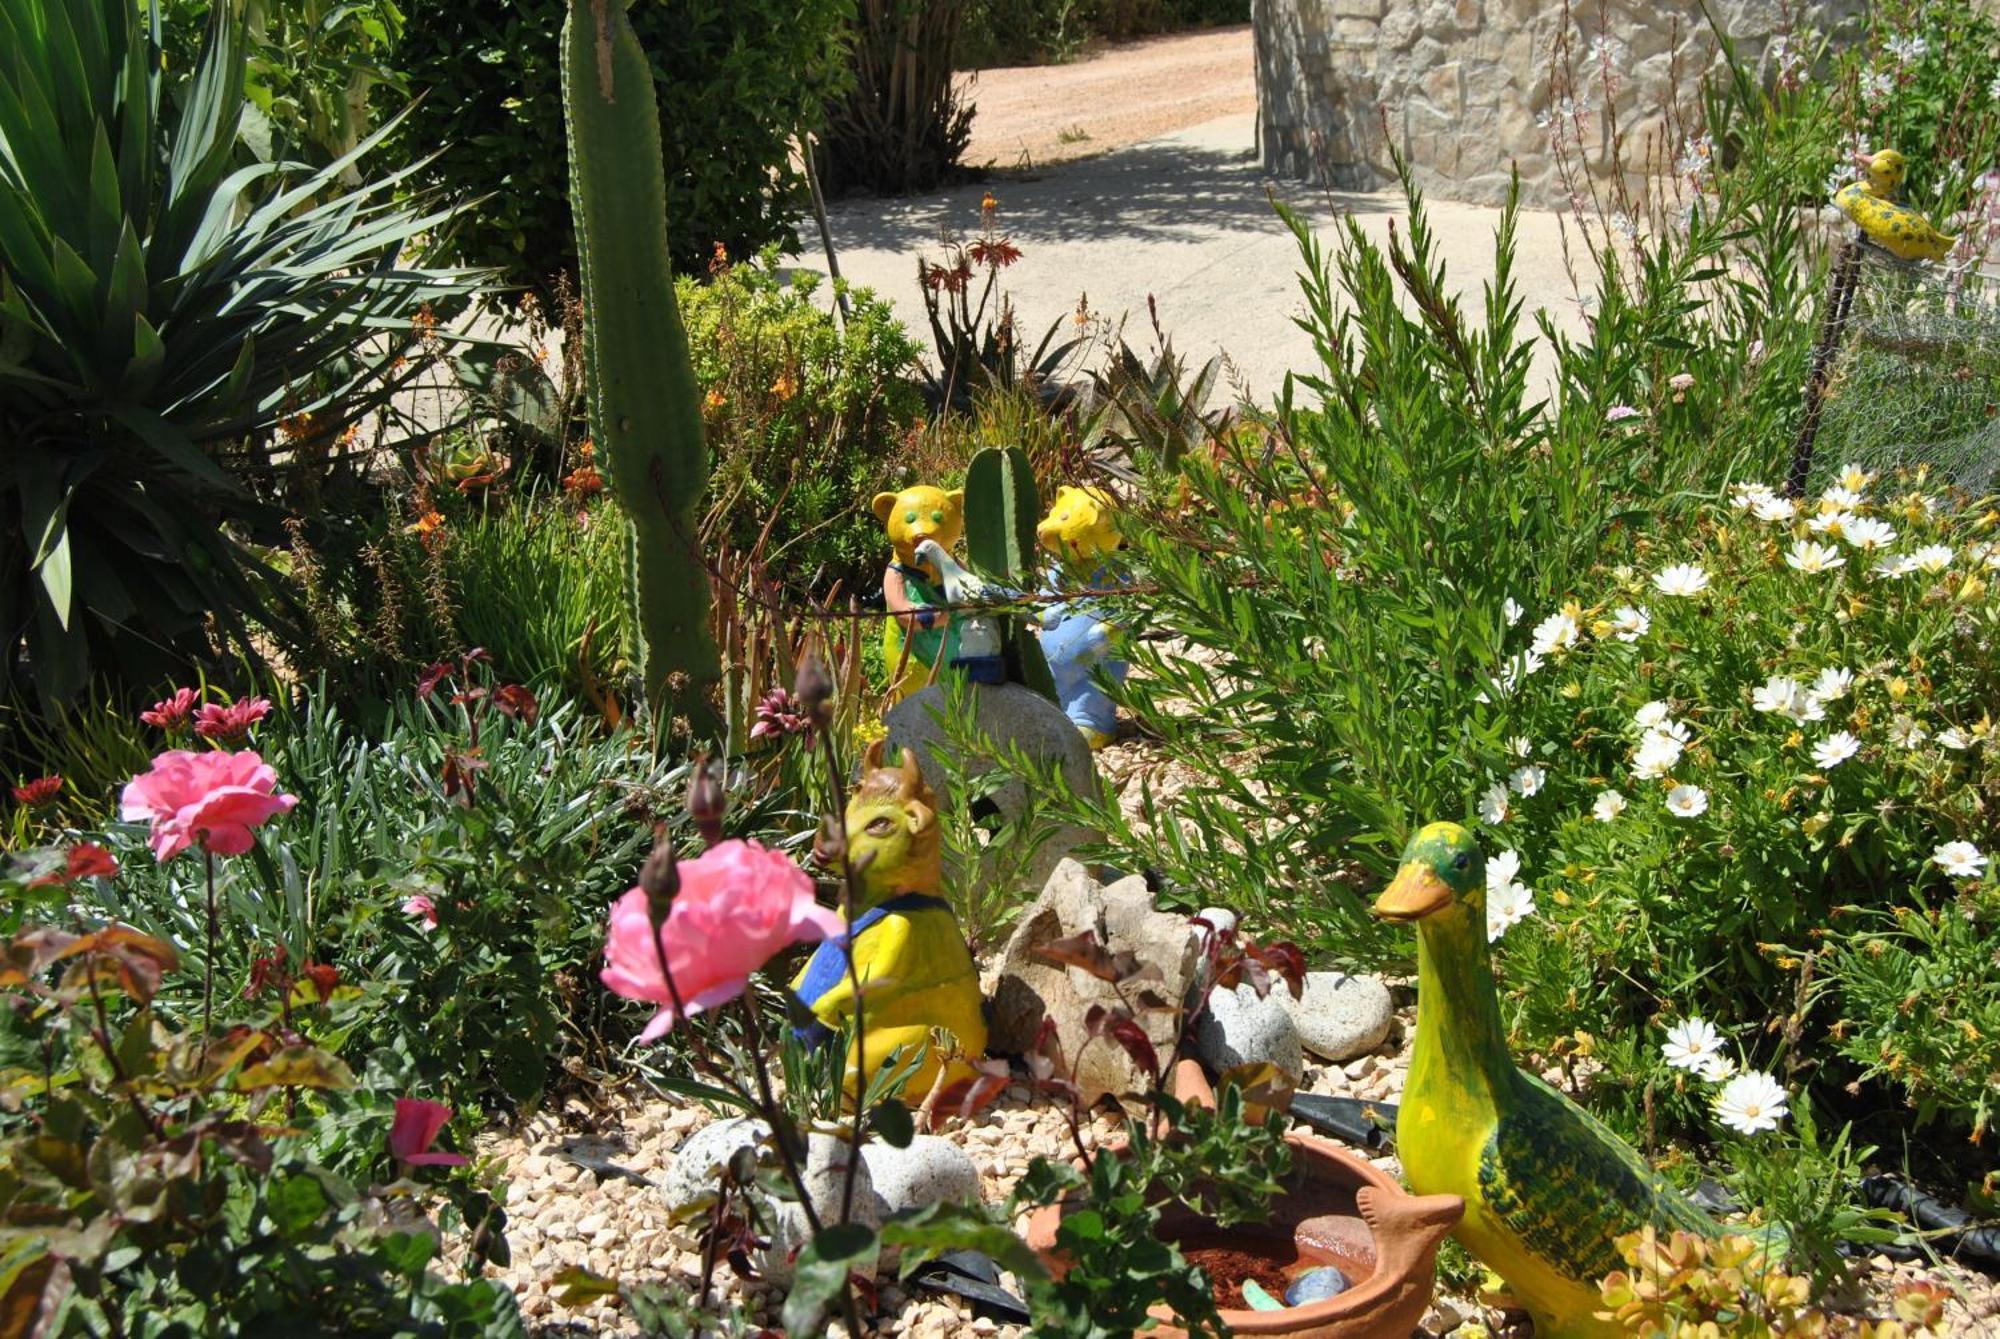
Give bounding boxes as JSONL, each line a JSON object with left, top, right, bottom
{"left": 1193, "top": 981, "right": 1305, "bottom": 1081}
{"left": 1285, "top": 971, "right": 1396, "bottom": 1062}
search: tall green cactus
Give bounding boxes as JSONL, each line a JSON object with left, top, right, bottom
{"left": 962, "top": 447, "right": 1058, "bottom": 701}
{"left": 562, "top": 0, "right": 719, "bottom": 737}
{"left": 963, "top": 447, "right": 1038, "bottom": 584}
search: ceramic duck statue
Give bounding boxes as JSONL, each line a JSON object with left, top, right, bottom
{"left": 1376, "top": 822, "right": 1720, "bottom": 1337}
{"left": 912, "top": 538, "right": 1007, "bottom": 685}
{"left": 791, "top": 741, "right": 987, "bottom": 1098}
{"left": 1834, "top": 148, "right": 1957, "bottom": 262}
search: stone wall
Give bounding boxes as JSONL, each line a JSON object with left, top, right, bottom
{"left": 1254, "top": 0, "right": 1866, "bottom": 207}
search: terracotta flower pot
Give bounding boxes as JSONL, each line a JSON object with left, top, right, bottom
{"left": 1022, "top": 1062, "right": 1462, "bottom": 1339}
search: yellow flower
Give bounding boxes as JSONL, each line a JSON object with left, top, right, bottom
{"left": 407, "top": 510, "right": 445, "bottom": 536}
{"left": 704, "top": 387, "right": 726, "bottom": 411}
{"left": 771, "top": 372, "right": 796, "bottom": 401}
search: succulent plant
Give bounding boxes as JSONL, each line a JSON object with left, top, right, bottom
{"left": 561, "top": 0, "right": 720, "bottom": 736}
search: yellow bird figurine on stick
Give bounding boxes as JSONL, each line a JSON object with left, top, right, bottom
{"left": 1834, "top": 148, "right": 1957, "bottom": 263}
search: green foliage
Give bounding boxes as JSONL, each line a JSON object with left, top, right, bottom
{"left": 73, "top": 678, "right": 705, "bottom": 1113}
{"left": 0, "top": 905, "right": 521, "bottom": 1337}
{"left": 0, "top": 0, "right": 486, "bottom": 709}
{"left": 562, "top": 0, "right": 719, "bottom": 734}
{"left": 957, "top": 0, "right": 1247, "bottom": 68}
{"left": 1076, "top": 168, "right": 1814, "bottom": 956}
{"left": 677, "top": 253, "right": 924, "bottom": 596}
{"left": 1485, "top": 477, "right": 2000, "bottom": 1141}
{"left": 389, "top": 0, "right": 849, "bottom": 291}
{"left": 1010, "top": 1083, "right": 1292, "bottom": 1338}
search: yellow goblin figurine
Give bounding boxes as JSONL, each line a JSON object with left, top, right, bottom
{"left": 790, "top": 742, "right": 987, "bottom": 1097}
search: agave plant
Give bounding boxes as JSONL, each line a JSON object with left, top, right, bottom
{"left": 0, "top": 0, "right": 486, "bottom": 707}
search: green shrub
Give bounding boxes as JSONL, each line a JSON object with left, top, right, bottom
{"left": 1053, "top": 170, "right": 1816, "bottom": 960}
{"left": 390, "top": 0, "right": 850, "bottom": 290}
{"left": 680, "top": 254, "right": 925, "bottom": 596}
{"left": 0, "top": 0, "right": 486, "bottom": 710}
{"left": 1490, "top": 475, "right": 2000, "bottom": 1141}
{"left": 0, "top": 861, "right": 520, "bottom": 1336}
{"left": 72, "top": 678, "right": 701, "bottom": 1112}
{"left": 958, "top": 0, "right": 1247, "bottom": 68}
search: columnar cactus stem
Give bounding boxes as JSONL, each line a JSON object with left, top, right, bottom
{"left": 562, "top": 0, "right": 720, "bottom": 736}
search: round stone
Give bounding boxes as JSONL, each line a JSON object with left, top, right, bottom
{"left": 1282, "top": 971, "right": 1396, "bottom": 1062}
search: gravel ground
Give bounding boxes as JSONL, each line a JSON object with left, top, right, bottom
{"left": 473, "top": 990, "right": 1998, "bottom": 1336}
{"left": 954, "top": 27, "right": 1255, "bottom": 173}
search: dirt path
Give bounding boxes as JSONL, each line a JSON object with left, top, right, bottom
{"left": 956, "top": 25, "right": 1255, "bottom": 171}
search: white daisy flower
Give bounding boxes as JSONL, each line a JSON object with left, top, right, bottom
{"left": 1714, "top": 1071, "right": 1789, "bottom": 1135}
{"left": 1836, "top": 464, "right": 1875, "bottom": 493}
{"left": 1807, "top": 511, "right": 1851, "bottom": 537}
{"left": 1665, "top": 783, "right": 1709, "bottom": 818}
{"left": 1510, "top": 765, "right": 1547, "bottom": 797}
{"left": 1485, "top": 851, "right": 1535, "bottom": 943}
{"left": 1661, "top": 1017, "right": 1723, "bottom": 1073}
{"left": 1479, "top": 782, "right": 1511, "bottom": 825}
{"left": 1592, "top": 790, "right": 1628, "bottom": 822}
{"left": 1712, "top": 1071, "right": 1792, "bottom": 1135}
{"left": 1633, "top": 701, "right": 1673, "bottom": 731}
{"left": 1611, "top": 605, "right": 1651, "bottom": 641}
{"left": 1503, "top": 597, "right": 1524, "bottom": 626}
{"left": 1632, "top": 732, "right": 1685, "bottom": 780}
{"left": 1841, "top": 516, "right": 1896, "bottom": 550}
{"left": 1820, "top": 485, "right": 1864, "bottom": 511}
{"left": 1912, "top": 544, "right": 1953, "bottom": 573}
{"left": 1785, "top": 540, "right": 1845, "bottom": 574}
{"left": 1698, "top": 1052, "right": 1739, "bottom": 1083}
{"left": 1730, "top": 482, "right": 1777, "bottom": 511}
{"left": 1932, "top": 841, "right": 1987, "bottom": 879}
{"left": 1751, "top": 495, "right": 1798, "bottom": 522}
{"left": 1872, "top": 553, "right": 1918, "bottom": 580}
{"left": 1531, "top": 610, "right": 1581, "bottom": 657}
{"left": 1751, "top": 675, "right": 1804, "bottom": 715}
{"left": 1938, "top": 726, "right": 1974, "bottom": 751}
{"left": 1510, "top": 736, "right": 1535, "bottom": 759}
{"left": 1812, "top": 667, "right": 1853, "bottom": 702}
{"left": 1653, "top": 563, "right": 1710, "bottom": 597}
{"left": 1811, "top": 731, "right": 1860, "bottom": 769}
{"left": 1888, "top": 715, "right": 1927, "bottom": 749}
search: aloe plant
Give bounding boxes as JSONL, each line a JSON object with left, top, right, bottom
{"left": 560, "top": 0, "right": 720, "bottom": 736}
{"left": 0, "top": 0, "right": 486, "bottom": 707}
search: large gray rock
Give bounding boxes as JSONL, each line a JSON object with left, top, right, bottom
{"left": 757, "top": 1132, "right": 889, "bottom": 1286}
{"left": 859, "top": 1136, "right": 981, "bottom": 1213}
{"left": 1282, "top": 971, "right": 1396, "bottom": 1062}
{"left": 883, "top": 681, "right": 1099, "bottom": 905}
{"left": 1194, "top": 982, "right": 1305, "bottom": 1083}
{"left": 659, "top": 1116, "right": 769, "bottom": 1221}
{"left": 989, "top": 859, "right": 1200, "bottom": 1107}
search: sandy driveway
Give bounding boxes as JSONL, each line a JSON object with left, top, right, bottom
{"left": 956, "top": 26, "right": 1256, "bottom": 171}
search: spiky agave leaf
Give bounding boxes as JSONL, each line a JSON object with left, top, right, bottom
{"left": 0, "top": 0, "right": 490, "bottom": 707}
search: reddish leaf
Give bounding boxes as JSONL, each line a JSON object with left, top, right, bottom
{"left": 1033, "top": 930, "right": 1122, "bottom": 982}
{"left": 1087, "top": 1006, "right": 1160, "bottom": 1082}
{"left": 490, "top": 683, "right": 539, "bottom": 725}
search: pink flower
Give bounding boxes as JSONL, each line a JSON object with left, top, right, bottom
{"left": 601, "top": 839, "right": 842, "bottom": 1041}
{"left": 119, "top": 750, "right": 298, "bottom": 862}
{"left": 750, "top": 687, "right": 813, "bottom": 742}
{"left": 140, "top": 687, "right": 200, "bottom": 733}
{"left": 11, "top": 776, "right": 62, "bottom": 807}
{"left": 388, "top": 1098, "right": 468, "bottom": 1167}
{"left": 194, "top": 697, "right": 273, "bottom": 745}
{"left": 403, "top": 894, "right": 439, "bottom": 931}
{"left": 1605, "top": 404, "right": 1642, "bottom": 422}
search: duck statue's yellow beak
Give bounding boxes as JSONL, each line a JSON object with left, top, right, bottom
{"left": 1373, "top": 861, "right": 1453, "bottom": 922}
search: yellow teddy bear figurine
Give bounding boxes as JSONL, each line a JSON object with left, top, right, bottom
{"left": 873, "top": 485, "right": 966, "bottom": 701}
{"left": 790, "top": 741, "right": 988, "bottom": 1099}
{"left": 1035, "top": 486, "right": 1127, "bottom": 749}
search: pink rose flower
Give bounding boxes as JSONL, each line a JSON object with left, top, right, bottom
{"left": 388, "top": 1097, "right": 467, "bottom": 1167}
{"left": 601, "top": 839, "right": 842, "bottom": 1041}
{"left": 403, "top": 894, "right": 439, "bottom": 931}
{"left": 119, "top": 750, "right": 298, "bottom": 862}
